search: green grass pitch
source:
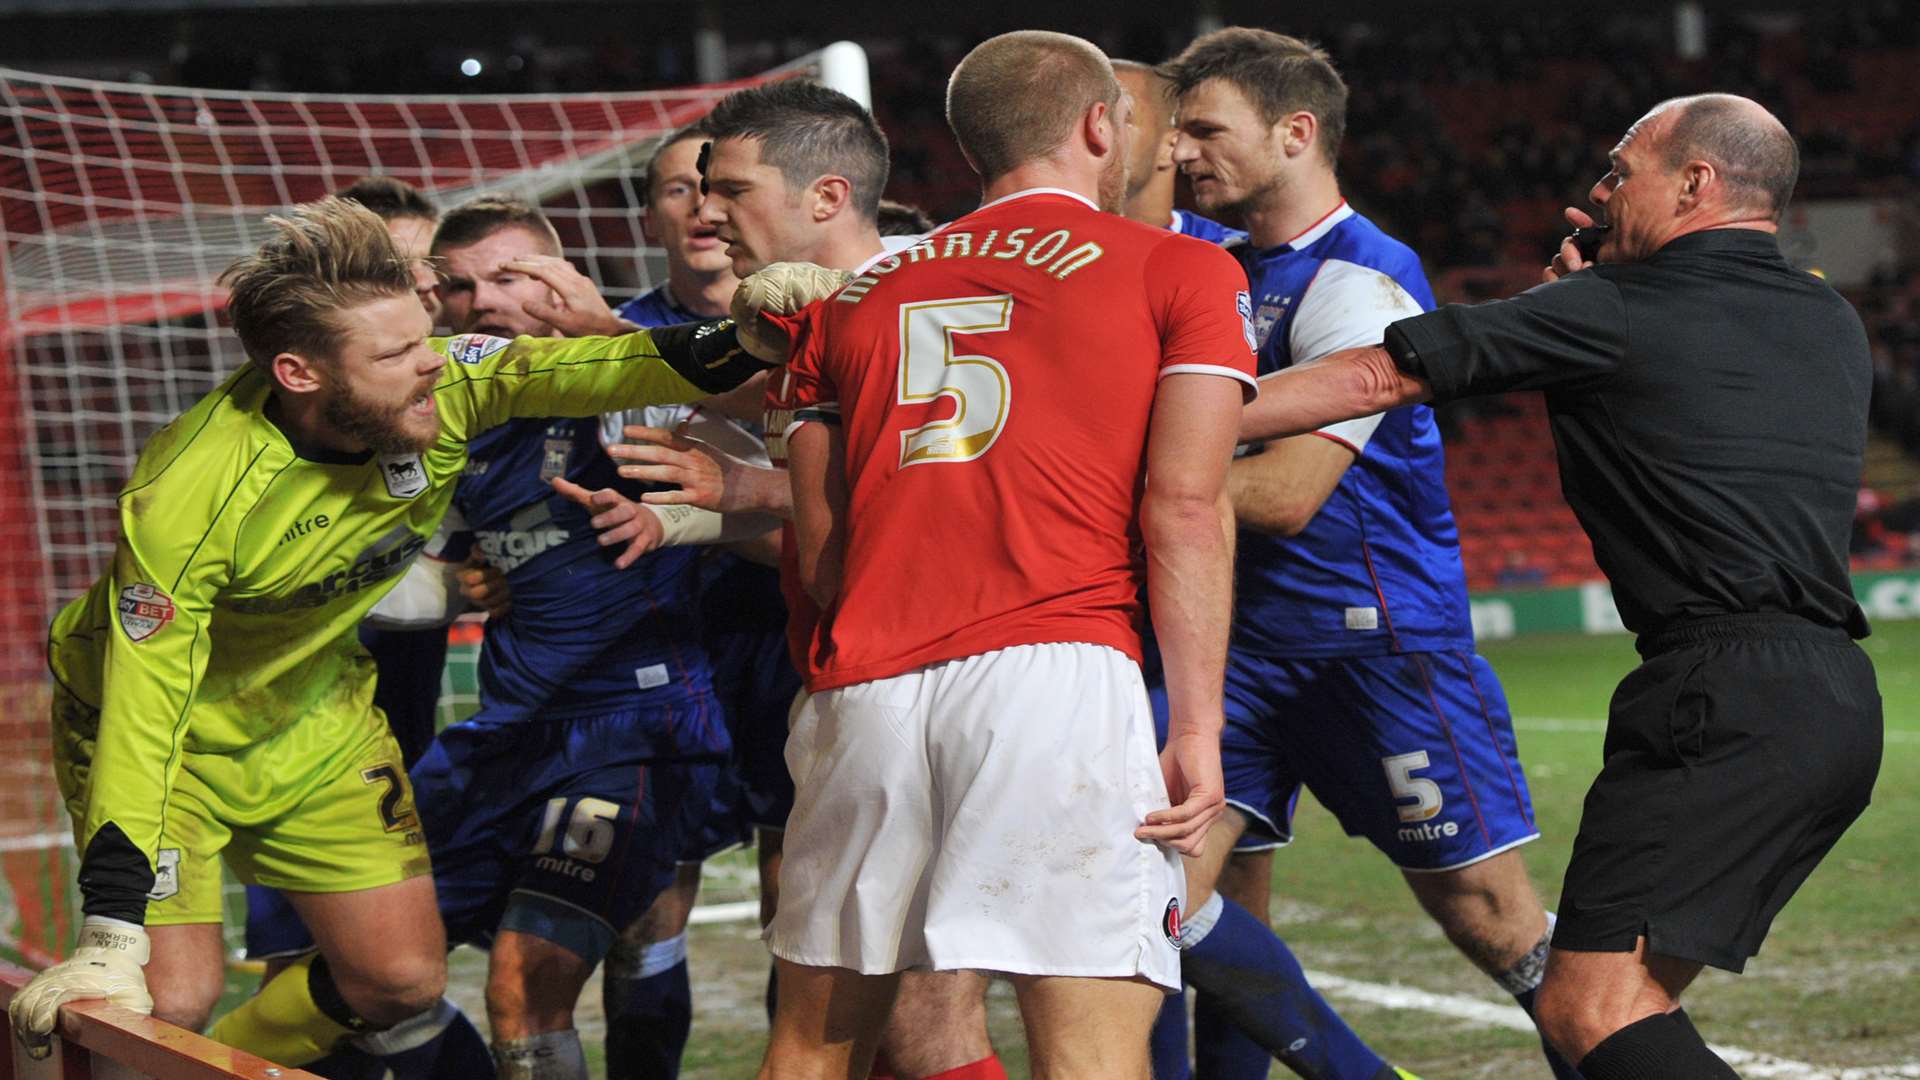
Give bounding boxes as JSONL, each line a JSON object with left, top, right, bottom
{"left": 653, "top": 623, "right": 1920, "bottom": 1078}
{"left": 199, "top": 621, "right": 1919, "bottom": 1077}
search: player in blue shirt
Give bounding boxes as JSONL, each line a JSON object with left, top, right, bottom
{"left": 616, "top": 123, "right": 798, "bottom": 1080}
{"left": 1119, "top": 56, "right": 1409, "bottom": 1080}
{"left": 1155, "top": 29, "right": 1578, "bottom": 1080}
{"left": 499, "top": 124, "right": 795, "bottom": 1080}
{"left": 1115, "top": 60, "right": 1249, "bottom": 248}
{"left": 428, "top": 197, "right": 768, "bottom": 1080}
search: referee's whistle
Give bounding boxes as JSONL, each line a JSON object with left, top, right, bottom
{"left": 1570, "top": 224, "right": 1611, "bottom": 263}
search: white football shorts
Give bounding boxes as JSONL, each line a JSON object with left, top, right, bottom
{"left": 767, "top": 642, "right": 1184, "bottom": 990}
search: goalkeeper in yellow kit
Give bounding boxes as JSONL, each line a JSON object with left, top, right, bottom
{"left": 7, "top": 196, "right": 813, "bottom": 1066}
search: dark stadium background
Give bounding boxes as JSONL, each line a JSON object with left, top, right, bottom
{"left": 1, "top": 2, "right": 1915, "bottom": 1075}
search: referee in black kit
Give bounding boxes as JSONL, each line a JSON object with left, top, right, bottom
{"left": 1237, "top": 92, "right": 1882, "bottom": 1079}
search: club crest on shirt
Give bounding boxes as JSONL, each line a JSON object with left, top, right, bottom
{"left": 148, "top": 848, "right": 181, "bottom": 900}
{"left": 447, "top": 333, "right": 511, "bottom": 365}
{"left": 1236, "top": 290, "right": 1257, "bottom": 353}
{"left": 117, "top": 583, "right": 174, "bottom": 642}
{"left": 540, "top": 438, "right": 572, "bottom": 482}
{"left": 1163, "top": 897, "right": 1183, "bottom": 947}
{"left": 379, "top": 452, "right": 428, "bottom": 499}
{"left": 1253, "top": 293, "right": 1290, "bottom": 350}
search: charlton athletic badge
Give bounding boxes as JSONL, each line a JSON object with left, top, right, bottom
{"left": 1163, "top": 897, "right": 1184, "bottom": 948}
{"left": 117, "top": 583, "right": 175, "bottom": 642}
{"left": 378, "top": 452, "right": 429, "bottom": 499}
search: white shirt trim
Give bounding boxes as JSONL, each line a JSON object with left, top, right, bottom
{"left": 1161, "top": 363, "right": 1260, "bottom": 402}
{"left": 1284, "top": 200, "right": 1355, "bottom": 250}
{"left": 851, "top": 246, "right": 895, "bottom": 276}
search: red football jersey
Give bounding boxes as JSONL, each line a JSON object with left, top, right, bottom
{"left": 775, "top": 189, "right": 1258, "bottom": 692}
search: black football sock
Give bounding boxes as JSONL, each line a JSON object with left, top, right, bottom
{"left": 1577, "top": 1013, "right": 1740, "bottom": 1080}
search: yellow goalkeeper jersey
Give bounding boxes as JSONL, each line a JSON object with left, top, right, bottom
{"left": 47, "top": 326, "right": 759, "bottom": 919}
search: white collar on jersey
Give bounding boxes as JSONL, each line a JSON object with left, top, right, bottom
{"left": 975, "top": 186, "right": 1101, "bottom": 213}
{"left": 851, "top": 245, "right": 899, "bottom": 276}
{"left": 1280, "top": 199, "right": 1354, "bottom": 250}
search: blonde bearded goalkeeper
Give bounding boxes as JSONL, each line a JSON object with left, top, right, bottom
{"left": 9, "top": 197, "right": 833, "bottom": 1065}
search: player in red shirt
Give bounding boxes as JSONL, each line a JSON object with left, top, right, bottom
{"left": 756, "top": 30, "right": 1256, "bottom": 1080}
{"left": 569, "top": 81, "right": 1007, "bottom": 1079}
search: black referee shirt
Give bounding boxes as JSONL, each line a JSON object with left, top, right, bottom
{"left": 1384, "top": 228, "right": 1872, "bottom": 639}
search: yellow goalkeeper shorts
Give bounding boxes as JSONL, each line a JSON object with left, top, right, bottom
{"left": 54, "top": 686, "right": 432, "bottom": 926}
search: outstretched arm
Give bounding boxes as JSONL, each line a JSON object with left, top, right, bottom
{"left": 1237, "top": 346, "right": 1430, "bottom": 444}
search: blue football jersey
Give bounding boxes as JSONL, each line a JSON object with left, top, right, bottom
{"left": 614, "top": 282, "right": 699, "bottom": 328}
{"left": 1234, "top": 203, "right": 1474, "bottom": 656}
{"left": 619, "top": 284, "right": 792, "bottom": 633}
{"left": 1169, "top": 209, "right": 1248, "bottom": 246}
{"left": 455, "top": 409, "right": 725, "bottom": 757}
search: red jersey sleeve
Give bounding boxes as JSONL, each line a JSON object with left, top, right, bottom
{"left": 1147, "top": 235, "right": 1260, "bottom": 400}
{"left": 763, "top": 302, "right": 841, "bottom": 434}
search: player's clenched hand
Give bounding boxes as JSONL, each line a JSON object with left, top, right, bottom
{"left": 1136, "top": 729, "right": 1225, "bottom": 857}
{"left": 551, "top": 476, "right": 664, "bottom": 570}
{"left": 1544, "top": 206, "right": 1598, "bottom": 283}
{"left": 501, "top": 256, "right": 634, "bottom": 337}
{"left": 9, "top": 918, "right": 152, "bottom": 1060}
{"left": 609, "top": 424, "right": 748, "bottom": 512}
{"left": 455, "top": 555, "right": 511, "bottom": 619}
{"left": 731, "top": 261, "right": 852, "bottom": 362}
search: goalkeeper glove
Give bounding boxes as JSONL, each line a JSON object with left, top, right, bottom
{"left": 9, "top": 917, "right": 152, "bottom": 1059}
{"left": 730, "top": 261, "right": 852, "bottom": 362}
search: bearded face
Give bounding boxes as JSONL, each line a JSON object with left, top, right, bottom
{"left": 319, "top": 365, "right": 441, "bottom": 455}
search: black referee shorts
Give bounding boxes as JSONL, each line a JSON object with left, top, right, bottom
{"left": 1552, "top": 614, "right": 1882, "bottom": 972}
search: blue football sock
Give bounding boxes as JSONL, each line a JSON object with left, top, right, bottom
{"left": 1179, "top": 893, "right": 1389, "bottom": 1080}
{"left": 1194, "top": 988, "right": 1274, "bottom": 1080}
{"left": 1497, "top": 916, "right": 1583, "bottom": 1080}
{"left": 1149, "top": 986, "right": 1190, "bottom": 1080}
{"left": 1512, "top": 988, "right": 1584, "bottom": 1080}
{"left": 603, "top": 934, "right": 693, "bottom": 1080}
{"left": 307, "top": 998, "right": 494, "bottom": 1080}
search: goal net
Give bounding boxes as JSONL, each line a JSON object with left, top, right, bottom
{"left": 0, "top": 42, "right": 871, "bottom": 966}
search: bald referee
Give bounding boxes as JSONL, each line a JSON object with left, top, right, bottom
{"left": 1236, "top": 93, "right": 1881, "bottom": 1079}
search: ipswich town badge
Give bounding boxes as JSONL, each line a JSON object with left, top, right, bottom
{"left": 117, "top": 583, "right": 175, "bottom": 642}
{"left": 378, "top": 452, "right": 429, "bottom": 499}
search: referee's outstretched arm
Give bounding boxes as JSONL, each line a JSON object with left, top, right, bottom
{"left": 1239, "top": 344, "right": 1429, "bottom": 443}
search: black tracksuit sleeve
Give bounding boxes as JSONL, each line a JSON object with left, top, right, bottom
{"left": 1383, "top": 270, "right": 1631, "bottom": 400}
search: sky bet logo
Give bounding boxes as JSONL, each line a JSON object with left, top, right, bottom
{"left": 116, "top": 583, "right": 174, "bottom": 642}
{"left": 446, "top": 333, "right": 510, "bottom": 365}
